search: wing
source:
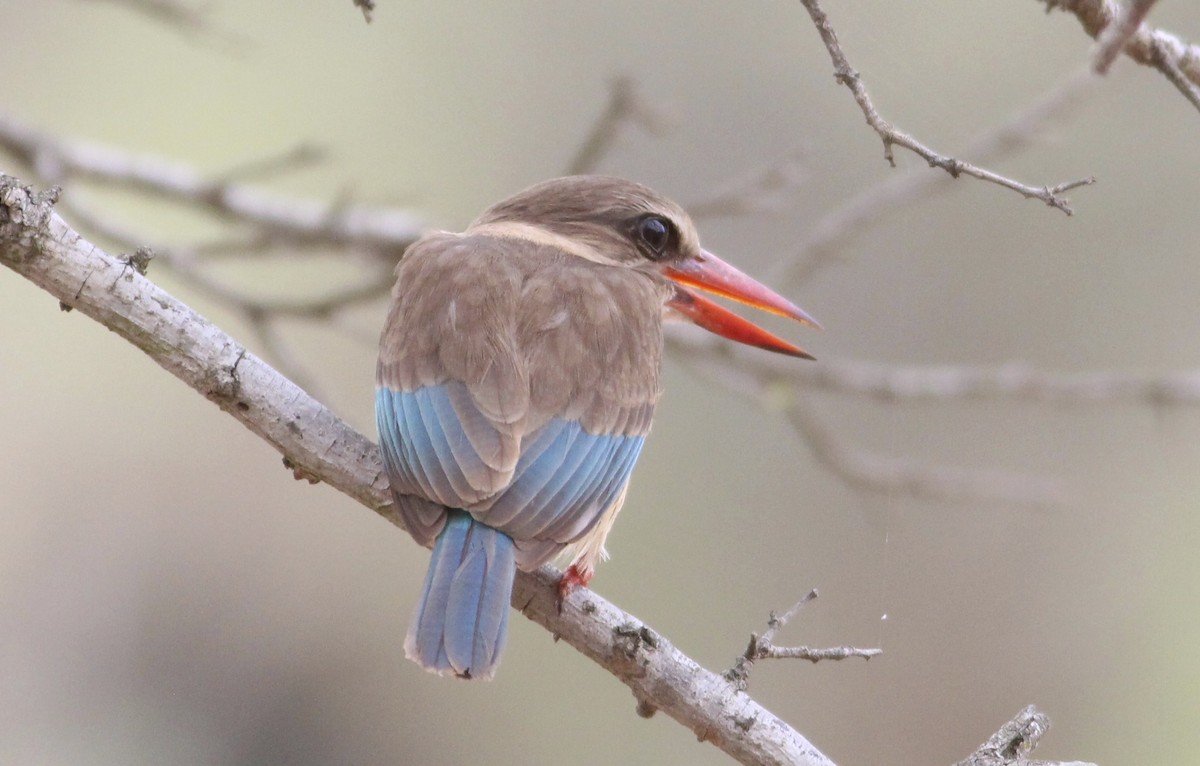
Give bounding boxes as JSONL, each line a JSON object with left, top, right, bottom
{"left": 376, "top": 232, "right": 664, "bottom": 563}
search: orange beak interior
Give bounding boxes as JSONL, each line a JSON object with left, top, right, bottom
{"left": 664, "top": 249, "right": 819, "bottom": 359}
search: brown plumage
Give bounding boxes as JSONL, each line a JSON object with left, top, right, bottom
{"left": 376, "top": 176, "right": 816, "bottom": 678}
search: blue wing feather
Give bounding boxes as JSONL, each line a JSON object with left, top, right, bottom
{"left": 543, "top": 435, "right": 644, "bottom": 541}
{"left": 394, "top": 390, "right": 444, "bottom": 501}
{"left": 519, "top": 435, "right": 620, "bottom": 538}
{"left": 413, "top": 387, "right": 477, "bottom": 502}
{"left": 483, "top": 419, "right": 578, "bottom": 528}
{"left": 378, "top": 385, "right": 645, "bottom": 555}
{"left": 378, "top": 390, "right": 423, "bottom": 494}
{"left": 502, "top": 426, "right": 610, "bottom": 539}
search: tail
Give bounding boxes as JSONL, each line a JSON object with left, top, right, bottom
{"left": 404, "top": 511, "right": 516, "bottom": 680}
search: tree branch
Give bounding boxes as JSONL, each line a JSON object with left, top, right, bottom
{"left": 1092, "top": 0, "right": 1160, "bottom": 74}
{"left": 781, "top": 68, "right": 1099, "bottom": 287}
{"left": 726, "top": 591, "right": 881, "bottom": 692}
{"left": 670, "top": 332, "right": 1200, "bottom": 407}
{"left": 798, "top": 0, "right": 1094, "bottom": 214}
{"left": 0, "top": 175, "right": 840, "bottom": 766}
{"left": 353, "top": 0, "right": 376, "bottom": 23}
{"left": 0, "top": 114, "right": 424, "bottom": 253}
{"left": 953, "top": 705, "right": 1095, "bottom": 766}
{"left": 2, "top": 169, "right": 1106, "bottom": 766}
{"left": 1043, "top": 0, "right": 1200, "bottom": 115}
{"left": 565, "top": 76, "right": 675, "bottom": 176}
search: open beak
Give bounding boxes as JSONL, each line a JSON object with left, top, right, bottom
{"left": 665, "top": 249, "right": 819, "bottom": 359}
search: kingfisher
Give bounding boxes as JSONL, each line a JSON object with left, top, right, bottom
{"left": 376, "top": 176, "right": 817, "bottom": 679}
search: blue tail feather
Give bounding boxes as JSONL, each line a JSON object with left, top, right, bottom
{"left": 404, "top": 511, "right": 515, "bottom": 680}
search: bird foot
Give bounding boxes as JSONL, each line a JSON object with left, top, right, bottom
{"left": 557, "top": 565, "right": 591, "bottom": 613}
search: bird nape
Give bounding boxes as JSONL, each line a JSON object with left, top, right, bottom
{"left": 375, "top": 175, "right": 818, "bottom": 680}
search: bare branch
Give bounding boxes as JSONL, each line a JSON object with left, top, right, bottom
{"left": 783, "top": 68, "right": 1099, "bottom": 286}
{"left": 670, "top": 332, "right": 1092, "bottom": 509}
{"left": 1092, "top": 0, "right": 1160, "bottom": 74}
{"left": 787, "top": 400, "right": 1068, "bottom": 509}
{"left": 1149, "top": 35, "right": 1200, "bottom": 114}
{"left": 764, "top": 590, "right": 821, "bottom": 645}
{"left": 670, "top": 332, "right": 1200, "bottom": 407}
{"left": 954, "top": 705, "right": 1097, "bottom": 766}
{"left": 1044, "top": 0, "right": 1200, "bottom": 115}
{"left": 0, "top": 173, "right": 837, "bottom": 766}
{"left": 759, "top": 645, "right": 882, "bottom": 662}
{"left": 0, "top": 115, "right": 424, "bottom": 253}
{"left": 726, "top": 591, "right": 881, "bottom": 691}
{"left": 89, "top": 0, "right": 211, "bottom": 33}
{"left": 565, "top": 76, "right": 675, "bottom": 176}
{"left": 353, "top": 0, "right": 376, "bottom": 23}
{"left": 85, "top": 0, "right": 247, "bottom": 46}
{"left": 686, "top": 148, "right": 810, "bottom": 220}
{"left": 798, "top": 0, "right": 1094, "bottom": 214}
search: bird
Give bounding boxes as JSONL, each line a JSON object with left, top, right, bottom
{"left": 376, "top": 175, "right": 818, "bottom": 680}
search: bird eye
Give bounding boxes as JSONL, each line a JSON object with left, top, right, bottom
{"left": 637, "top": 215, "right": 672, "bottom": 257}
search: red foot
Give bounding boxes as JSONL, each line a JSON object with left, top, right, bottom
{"left": 557, "top": 565, "right": 592, "bottom": 612}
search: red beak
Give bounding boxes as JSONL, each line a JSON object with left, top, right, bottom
{"left": 665, "top": 249, "right": 819, "bottom": 359}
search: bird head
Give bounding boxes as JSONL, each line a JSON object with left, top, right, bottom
{"left": 472, "top": 175, "right": 820, "bottom": 358}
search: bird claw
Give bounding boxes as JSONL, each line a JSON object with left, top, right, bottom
{"left": 557, "top": 565, "right": 591, "bottom": 613}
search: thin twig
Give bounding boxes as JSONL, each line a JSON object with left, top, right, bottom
{"left": 669, "top": 332, "right": 1200, "bottom": 407}
{"left": 764, "top": 590, "right": 820, "bottom": 645}
{"left": 0, "top": 114, "right": 424, "bottom": 252}
{"left": 798, "top": 0, "right": 1094, "bottom": 214}
{"left": 759, "top": 645, "right": 882, "bottom": 662}
{"left": 565, "top": 76, "right": 674, "bottom": 175}
{"left": 667, "top": 329, "right": 1200, "bottom": 509}
{"left": 353, "top": 0, "right": 376, "bottom": 23}
{"left": 787, "top": 399, "right": 1068, "bottom": 510}
{"left": 725, "top": 591, "right": 818, "bottom": 689}
{"left": 686, "top": 147, "right": 810, "bottom": 219}
{"left": 726, "top": 591, "right": 881, "bottom": 691}
{"left": 782, "top": 68, "right": 1099, "bottom": 286}
{"left": 86, "top": 0, "right": 247, "bottom": 46}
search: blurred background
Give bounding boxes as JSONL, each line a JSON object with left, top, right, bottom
{"left": 3, "top": 2, "right": 1199, "bottom": 764}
